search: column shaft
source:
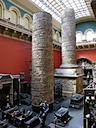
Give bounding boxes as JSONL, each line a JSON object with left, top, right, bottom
{"left": 32, "top": 12, "right": 54, "bottom": 110}
{"left": 62, "top": 9, "right": 76, "bottom": 65}
{"left": 61, "top": 9, "right": 83, "bottom": 96}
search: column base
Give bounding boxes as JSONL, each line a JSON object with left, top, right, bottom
{"left": 62, "top": 91, "right": 73, "bottom": 97}
{"left": 32, "top": 102, "right": 53, "bottom": 112}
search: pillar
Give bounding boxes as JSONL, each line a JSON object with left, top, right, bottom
{"left": 62, "top": 9, "right": 76, "bottom": 65}
{"left": 92, "top": 62, "right": 96, "bottom": 87}
{"left": 60, "top": 9, "right": 83, "bottom": 96}
{"left": 32, "top": 12, "right": 54, "bottom": 111}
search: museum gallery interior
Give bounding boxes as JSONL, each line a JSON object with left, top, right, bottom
{"left": 0, "top": 0, "right": 96, "bottom": 128}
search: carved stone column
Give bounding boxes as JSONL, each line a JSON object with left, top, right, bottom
{"left": 54, "top": 9, "right": 83, "bottom": 96}
{"left": 61, "top": 9, "right": 83, "bottom": 96}
{"left": 32, "top": 12, "right": 54, "bottom": 111}
{"left": 92, "top": 63, "right": 96, "bottom": 87}
{"left": 62, "top": 9, "right": 76, "bottom": 65}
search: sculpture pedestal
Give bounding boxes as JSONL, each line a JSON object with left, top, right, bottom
{"left": 54, "top": 64, "right": 83, "bottom": 96}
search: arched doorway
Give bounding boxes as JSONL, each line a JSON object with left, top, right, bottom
{"left": 77, "top": 58, "right": 93, "bottom": 88}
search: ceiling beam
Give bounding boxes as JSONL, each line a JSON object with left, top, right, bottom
{"left": 91, "top": 0, "right": 96, "bottom": 19}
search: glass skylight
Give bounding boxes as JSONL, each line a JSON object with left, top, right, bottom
{"left": 30, "top": 0, "right": 93, "bottom": 23}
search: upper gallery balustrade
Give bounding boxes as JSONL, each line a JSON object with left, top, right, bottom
{"left": 0, "top": 18, "right": 32, "bottom": 36}
{"left": 0, "top": 18, "right": 96, "bottom": 49}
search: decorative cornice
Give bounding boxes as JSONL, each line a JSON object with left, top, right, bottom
{"left": 53, "top": 44, "right": 61, "bottom": 51}
{"left": 0, "top": 18, "right": 61, "bottom": 50}
{"left": 1, "top": 18, "right": 96, "bottom": 51}
{"left": 53, "top": 40, "right": 61, "bottom": 51}
{"left": 0, "top": 18, "right": 32, "bottom": 43}
{"left": 76, "top": 40, "right": 96, "bottom": 51}
{"left": 8, "top": 0, "right": 33, "bottom": 17}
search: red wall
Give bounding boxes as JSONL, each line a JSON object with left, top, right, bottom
{"left": 53, "top": 50, "right": 62, "bottom": 69}
{"left": 76, "top": 50, "right": 96, "bottom": 62}
{"left": 1, "top": 36, "right": 96, "bottom": 82}
{"left": 0, "top": 36, "right": 31, "bottom": 81}
{"left": 0, "top": 36, "right": 62, "bottom": 81}
{"left": 3, "top": 35, "right": 96, "bottom": 81}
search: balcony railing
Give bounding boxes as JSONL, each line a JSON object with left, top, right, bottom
{"left": 76, "top": 39, "right": 96, "bottom": 45}
{"left": 1, "top": 18, "right": 96, "bottom": 48}
{"left": 0, "top": 18, "right": 32, "bottom": 36}
{"left": 53, "top": 40, "right": 61, "bottom": 46}
{"left": 76, "top": 39, "right": 96, "bottom": 50}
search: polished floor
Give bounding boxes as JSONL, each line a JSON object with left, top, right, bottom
{"left": 46, "top": 97, "right": 83, "bottom": 128}
{"left": 0, "top": 96, "right": 83, "bottom": 128}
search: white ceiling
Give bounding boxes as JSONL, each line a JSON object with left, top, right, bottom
{"left": 30, "top": 0, "right": 94, "bottom": 23}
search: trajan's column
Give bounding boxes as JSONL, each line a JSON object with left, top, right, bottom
{"left": 62, "top": 9, "right": 76, "bottom": 65}
{"left": 32, "top": 12, "right": 54, "bottom": 111}
{"left": 54, "top": 9, "right": 83, "bottom": 96}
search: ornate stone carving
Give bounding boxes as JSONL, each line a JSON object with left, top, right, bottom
{"left": 54, "top": 9, "right": 83, "bottom": 96}
{"left": 61, "top": 9, "right": 76, "bottom": 65}
{"left": 31, "top": 12, "right": 54, "bottom": 108}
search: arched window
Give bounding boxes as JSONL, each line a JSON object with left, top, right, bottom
{"left": 9, "top": 6, "right": 20, "bottom": 24}
{"left": 0, "top": 1, "right": 4, "bottom": 18}
{"left": 24, "top": 17, "right": 29, "bottom": 29}
{"left": 23, "top": 14, "right": 32, "bottom": 29}
{"left": 11, "top": 10, "right": 18, "bottom": 24}
{"left": 59, "top": 37, "right": 62, "bottom": 43}
{"left": 56, "top": 31, "right": 60, "bottom": 42}
{"left": 93, "top": 32, "right": 96, "bottom": 39}
{"left": 85, "top": 29, "right": 94, "bottom": 41}
{"left": 0, "top": 4, "right": 2, "bottom": 18}
{"left": 93, "top": 32, "right": 96, "bottom": 41}
{"left": 24, "top": 17, "right": 30, "bottom": 29}
{"left": 76, "top": 31, "right": 82, "bottom": 43}
{"left": 53, "top": 29, "right": 57, "bottom": 41}
{"left": 53, "top": 33, "right": 57, "bottom": 41}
